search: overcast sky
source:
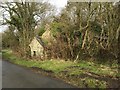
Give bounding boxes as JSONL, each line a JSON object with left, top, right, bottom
{"left": 0, "top": 0, "right": 68, "bottom": 32}
{"left": 48, "top": 0, "right": 67, "bottom": 8}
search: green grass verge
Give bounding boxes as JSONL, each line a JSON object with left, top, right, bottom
{"left": 2, "top": 49, "right": 119, "bottom": 88}
{"left": 2, "top": 49, "right": 75, "bottom": 73}
{"left": 80, "top": 77, "right": 107, "bottom": 88}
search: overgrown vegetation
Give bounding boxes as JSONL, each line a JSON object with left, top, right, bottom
{"left": 2, "top": 49, "right": 119, "bottom": 88}
{"left": 1, "top": 1, "right": 120, "bottom": 88}
{"left": 44, "top": 2, "right": 120, "bottom": 62}
{"left": 1, "top": 2, "right": 55, "bottom": 58}
{"left": 1, "top": 1, "right": 120, "bottom": 63}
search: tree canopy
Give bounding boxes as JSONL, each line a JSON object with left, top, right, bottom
{"left": 1, "top": 1, "right": 120, "bottom": 63}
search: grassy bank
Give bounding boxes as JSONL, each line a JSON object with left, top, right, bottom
{"left": 2, "top": 49, "right": 119, "bottom": 88}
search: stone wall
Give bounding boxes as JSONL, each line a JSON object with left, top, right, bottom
{"left": 29, "top": 37, "right": 44, "bottom": 58}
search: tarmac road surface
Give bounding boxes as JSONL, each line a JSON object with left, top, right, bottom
{"left": 2, "top": 60, "right": 76, "bottom": 88}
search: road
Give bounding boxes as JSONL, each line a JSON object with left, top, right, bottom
{"left": 2, "top": 60, "right": 75, "bottom": 88}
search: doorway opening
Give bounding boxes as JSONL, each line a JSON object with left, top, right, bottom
{"left": 33, "top": 51, "right": 36, "bottom": 56}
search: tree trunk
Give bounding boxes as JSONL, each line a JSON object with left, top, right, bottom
{"left": 81, "top": 29, "right": 88, "bottom": 49}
